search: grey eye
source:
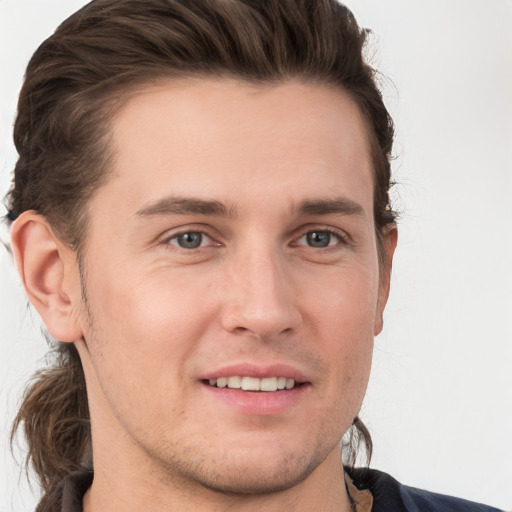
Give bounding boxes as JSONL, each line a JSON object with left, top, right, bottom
{"left": 306, "top": 231, "right": 333, "bottom": 248}
{"left": 174, "top": 232, "right": 204, "bottom": 249}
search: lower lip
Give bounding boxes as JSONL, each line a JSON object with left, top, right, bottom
{"left": 202, "top": 383, "right": 309, "bottom": 415}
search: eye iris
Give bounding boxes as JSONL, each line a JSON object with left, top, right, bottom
{"left": 177, "top": 232, "right": 203, "bottom": 249}
{"left": 306, "top": 231, "right": 331, "bottom": 248}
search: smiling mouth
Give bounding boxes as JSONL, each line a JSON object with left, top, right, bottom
{"left": 204, "top": 376, "right": 304, "bottom": 392}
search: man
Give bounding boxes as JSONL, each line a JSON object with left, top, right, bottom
{"left": 4, "top": 0, "right": 504, "bottom": 511}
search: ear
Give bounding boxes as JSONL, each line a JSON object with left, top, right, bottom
{"left": 10, "top": 211, "right": 84, "bottom": 342}
{"left": 374, "top": 224, "right": 398, "bottom": 335}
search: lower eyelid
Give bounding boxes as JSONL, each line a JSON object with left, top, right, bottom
{"left": 163, "top": 231, "right": 210, "bottom": 247}
{"left": 295, "top": 230, "right": 347, "bottom": 246}
{"left": 161, "top": 228, "right": 348, "bottom": 249}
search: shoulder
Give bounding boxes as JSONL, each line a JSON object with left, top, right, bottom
{"left": 347, "top": 468, "right": 503, "bottom": 512}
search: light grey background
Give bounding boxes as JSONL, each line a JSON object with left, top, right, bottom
{"left": 1, "top": 1, "right": 511, "bottom": 510}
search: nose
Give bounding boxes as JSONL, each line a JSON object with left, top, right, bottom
{"left": 220, "top": 248, "right": 302, "bottom": 340}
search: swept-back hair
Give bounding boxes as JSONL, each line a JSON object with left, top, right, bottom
{"left": 7, "top": 0, "right": 395, "bottom": 507}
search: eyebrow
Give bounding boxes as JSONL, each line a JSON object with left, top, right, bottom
{"left": 134, "top": 195, "right": 365, "bottom": 220}
{"left": 135, "top": 196, "right": 235, "bottom": 218}
{"left": 295, "top": 198, "right": 366, "bottom": 218}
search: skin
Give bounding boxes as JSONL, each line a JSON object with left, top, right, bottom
{"left": 12, "top": 79, "right": 396, "bottom": 511}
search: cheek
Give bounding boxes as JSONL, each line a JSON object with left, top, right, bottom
{"left": 303, "top": 264, "right": 376, "bottom": 397}
{"left": 80, "top": 271, "right": 213, "bottom": 409}
{"left": 89, "top": 262, "right": 215, "bottom": 340}
{"left": 304, "top": 262, "right": 379, "bottom": 338}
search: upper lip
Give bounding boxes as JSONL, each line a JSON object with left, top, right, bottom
{"left": 201, "top": 363, "right": 309, "bottom": 383}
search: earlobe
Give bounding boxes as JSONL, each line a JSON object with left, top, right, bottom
{"left": 374, "top": 225, "right": 398, "bottom": 335}
{"left": 10, "top": 211, "right": 84, "bottom": 343}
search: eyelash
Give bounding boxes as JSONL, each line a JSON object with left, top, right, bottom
{"left": 161, "top": 226, "right": 349, "bottom": 252}
{"left": 164, "top": 230, "right": 218, "bottom": 250}
{"left": 293, "top": 227, "right": 349, "bottom": 249}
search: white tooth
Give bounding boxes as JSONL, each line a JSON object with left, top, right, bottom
{"left": 260, "top": 377, "right": 278, "bottom": 392}
{"left": 217, "top": 377, "right": 228, "bottom": 388}
{"left": 277, "top": 377, "right": 287, "bottom": 390}
{"left": 241, "top": 377, "right": 260, "bottom": 391}
{"left": 285, "top": 378, "right": 295, "bottom": 390}
{"left": 227, "top": 376, "right": 242, "bottom": 389}
{"left": 209, "top": 379, "right": 216, "bottom": 386}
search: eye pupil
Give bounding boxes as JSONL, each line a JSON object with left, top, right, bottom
{"left": 307, "top": 231, "right": 331, "bottom": 248}
{"left": 177, "top": 232, "right": 202, "bottom": 249}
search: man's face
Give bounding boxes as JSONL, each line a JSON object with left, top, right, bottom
{"left": 72, "top": 79, "right": 394, "bottom": 494}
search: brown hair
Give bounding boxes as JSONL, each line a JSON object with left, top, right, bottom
{"left": 7, "top": 0, "right": 394, "bottom": 504}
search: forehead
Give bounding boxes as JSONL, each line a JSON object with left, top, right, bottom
{"left": 95, "top": 78, "right": 374, "bottom": 220}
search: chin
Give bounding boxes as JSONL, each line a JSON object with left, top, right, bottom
{"left": 193, "top": 455, "right": 317, "bottom": 496}
{"left": 152, "top": 438, "right": 326, "bottom": 497}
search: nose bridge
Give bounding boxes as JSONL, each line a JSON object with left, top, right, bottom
{"left": 222, "top": 239, "right": 301, "bottom": 338}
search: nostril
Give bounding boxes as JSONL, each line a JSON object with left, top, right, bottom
{"left": 233, "top": 326, "right": 251, "bottom": 335}
{"left": 231, "top": 325, "right": 294, "bottom": 339}
{"left": 221, "top": 296, "right": 303, "bottom": 339}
